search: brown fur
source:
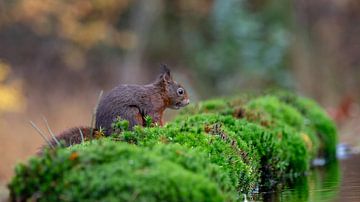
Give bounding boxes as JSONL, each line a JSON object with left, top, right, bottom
{"left": 50, "top": 127, "right": 98, "bottom": 147}
{"left": 95, "top": 65, "right": 190, "bottom": 134}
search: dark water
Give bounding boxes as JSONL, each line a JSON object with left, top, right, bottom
{"left": 252, "top": 153, "right": 360, "bottom": 202}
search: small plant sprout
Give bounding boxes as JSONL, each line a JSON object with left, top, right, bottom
{"left": 243, "top": 194, "right": 248, "bottom": 202}
{"left": 144, "top": 115, "right": 153, "bottom": 127}
{"left": 99, "top": 126, "right": 105, "bottom": 134}
{"left": 111, "top": 116, "right": 130, "bottom": 134}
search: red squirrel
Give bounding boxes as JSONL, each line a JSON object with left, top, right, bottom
{"left": 47, "top": 65, "right": 189, "bottom": 148}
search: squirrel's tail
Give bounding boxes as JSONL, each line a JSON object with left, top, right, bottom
{"left": 52, "top": 126, "right": 99, "bottom": 147}
{"left": 38, "top": 127, "right": 101, "bottom": 154}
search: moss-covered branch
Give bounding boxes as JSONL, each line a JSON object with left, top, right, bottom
{"left": 8, "top": 93, "right": 338, "bottom": 201}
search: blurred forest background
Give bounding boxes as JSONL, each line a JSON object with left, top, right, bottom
{"left": 0, "top": 0, "right": 360, "bottom": 188}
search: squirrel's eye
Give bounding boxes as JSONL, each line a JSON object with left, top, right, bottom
{"left": 177, "top": 88, "right": 184, "bottom": 95}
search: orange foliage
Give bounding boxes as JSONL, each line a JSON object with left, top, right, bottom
{"left": 8, "top": 0, "right": 133, "bottom": 49}
{"left": 0, "top": 60, "right": 25, "bottom": 113}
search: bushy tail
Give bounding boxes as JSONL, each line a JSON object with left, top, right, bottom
{"left": 53, "top": 126, "right": 99, "bottom": 146}
{"left": 38, "top": 126, "right": 102, "bottom": 154}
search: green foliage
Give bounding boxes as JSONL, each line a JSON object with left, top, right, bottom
{"left": 275, "top": 92, "right": 338, "bottom": 160}
{"left": 114, "top": 112, "right": 312, "bottom": 190}
{"left": 180, "top": 99, "right": 231, "bottom": 116}
{"left": 180, "top": 0, "right": 293, "bottom": 94}
{"left": 144, "top": 115, "right": 153, "bottom": 127}
{"left": 9, "top": 93, "right": 338, "bottom": 201}
{"left": 246, "top": 96, "right": 304, "bottom": 129}
{"left": 111, "top": 116, "right": 129, "bottom": 133}
{"left": 245, "top": 96, "right": 320, "bottom": 159}
{"left": 180, "top": 95, "right": 251, "bottom": 116}
{"left": 116, "top": 114, "right": 260, "bottom": 192}
{"left": 9, "top": 141, "right": 235, "bottom": 202}
{"left": 182, "top": 95, "right": 325, "bottom": 161}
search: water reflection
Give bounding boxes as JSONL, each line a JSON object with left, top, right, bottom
{"left": 253, "top": 154, "right": 360, "bottom": 202}
{"left": 280, "top": 162, "right": 340, "bottom": 202}
{"left": 336, "top": 154, "right": 360, "bottom": 202}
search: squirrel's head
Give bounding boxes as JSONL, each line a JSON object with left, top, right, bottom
{"left": 155, "top": 64, "right": 190, "bottom": 109}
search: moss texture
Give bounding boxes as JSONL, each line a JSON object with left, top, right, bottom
{"left": 9, "top": 141, "right": 235, "bottom": 202}
{"left": 9, "top": 93, "right": 338, "bottom": 201}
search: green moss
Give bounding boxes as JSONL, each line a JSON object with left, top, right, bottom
{"left": 114, "top": 113, "right": 310, "bottom": 189}
{"left": 181, "top": 95, "right": 321, "bottom": 161}
{"left": 275, "top": 92, "right": 338, "bottom": 160}
{"left": 9, "top": 92, "right": 338, "bottom": 201}
{"left": 180, "top": 98, "right": 232, "bottom": 115}
{"left": 180, "top": 95, "right": 251, "bottom": 116}
{"left": 116, "top": 115, "right": 260, "bottom": 193}
{"left": 246, "top": 96, "right": 304, "bottom": 129}
{"left": 245, "top": 96, "right": 320, "bottom": 159}
{"left": 9, "top": 141, "right": 235, "bottom": 202}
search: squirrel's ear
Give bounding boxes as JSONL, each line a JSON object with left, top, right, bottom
{"left": 159, "top": 64, "right": 172, "bottom": 83}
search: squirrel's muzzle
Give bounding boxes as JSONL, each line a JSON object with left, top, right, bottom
{"left": 172, "top": 99, "right": 190, "bottom": 109}
{"left": 183, "top": 98, "right": 190, "bottom": 106}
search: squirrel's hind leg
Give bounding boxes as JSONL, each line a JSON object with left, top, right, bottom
{"left": 123, "top": 106, "right": 145, "bottom": 129}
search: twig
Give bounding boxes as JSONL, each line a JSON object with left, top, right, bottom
{"left": 29, "top": 121, "right": 55, "bottom": 149}
{"left": 90, "top": 90, "right": 103, "bottom": 141}
{"left": 42, "top": 116, "right": 61, "bottom": 146}
{"left": 78, "top": 128, "right": 85, "bottom": 143}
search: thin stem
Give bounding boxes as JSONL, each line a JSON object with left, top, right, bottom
{"left": 42, "top": 116, "right": 61, "bottom": 146}
{"left": 29, "top": 121, "right": 55, "bottom": 149}
{"left": 90, "top": 90, "right": 103, "bottom": 141}
{"left": 78, "top": 128, "right": 85, "bottom": 143}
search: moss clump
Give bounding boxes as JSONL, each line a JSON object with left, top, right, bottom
{"left": 245, "top": 96, "right": 320, "bottom": 159}
{"left": 115, "top": 113, "right": 310, "bottom": 189}
{"left": 116, "top": 114, "right": 260, "bottom": 192}
{"left": 8, "top": 92, "right": 338, "bottom": 201}
{"left": 182, "top": 94, "right": 334, "bottom": 162}
{"left": 180, "top": 95, "right": 251, "bottom": 116}
{"left": 9, "top": 140, "right": 235, "bottom": 202}
{"left": 180, "top": 98, "right": 232, "bottom": 116}
{"left": 275, "top": 92, "right": 338, "bottom": 160}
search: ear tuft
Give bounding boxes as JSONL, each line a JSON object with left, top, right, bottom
{"left": 160, "top": 63, "right": 170, "bottom": 75}
{"left": 160, "top": 63, "right": 172, "bottom": 82}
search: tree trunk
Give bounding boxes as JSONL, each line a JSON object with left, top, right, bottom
{"left": 292, "top": 0, "right": 360, "bottom": 106}
{"left": 118, "top": 0, "right": 162, "bottom": 84}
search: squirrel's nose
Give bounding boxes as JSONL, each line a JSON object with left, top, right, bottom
{"left": 184, "top": 99, "right": 190, "bottom": 105}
